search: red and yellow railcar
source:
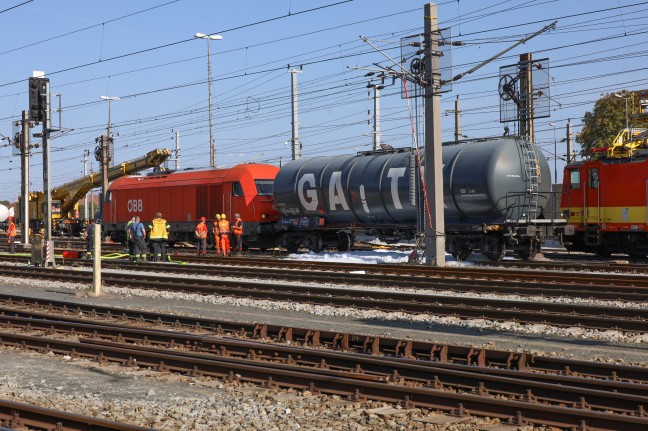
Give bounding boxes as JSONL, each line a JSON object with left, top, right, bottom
{"left": 561, "top": 129, "right": 648, "bottom": 257}
{"left": 103, "top": 164, "right": 280, "bottom": 247}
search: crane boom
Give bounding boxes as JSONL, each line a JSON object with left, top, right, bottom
{"left": 52, "top": 148, "right": 171, "bottom": 217}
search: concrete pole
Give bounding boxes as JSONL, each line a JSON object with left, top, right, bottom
{"left": 107, "top": 101, "right": 113, "bottom": 167}
{"left": 454, "top": 96, "right": 461, "bottom": 142}
{"left": 423, "top": 3, "right": 445, "bottom": 267}
{"left": 372, "top": 85, "right": 382, "bottom": 151}
{"left": 175, "top": 130, "right": 180, "bottom": 171}
{"left": 21, "top": 111, "right": 30, "bottom": 246}
{"left": 518, "top": 53, "right": 534, "bottom": 143}
{"left": 100, "top": 135, "right": 109, "bottom": 221}
{"left": 207, "top": 38, "right": 215, "bottom": 168}
{"left": 83, "top": 150, "right": 89, "bottom": 219}
{"left": 42, "top": 80, "right": 55, "bottom": 267}
{"left": 566, "top": 119, "right": 573, "bottom": 163}
{"left": 93, "top": 223, "right": 101, "bottom": 296}
{"left": 290, "top": 69, "right": 302, "bottom": 160}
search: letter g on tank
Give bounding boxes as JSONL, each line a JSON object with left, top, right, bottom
{"left": 297, "top": 173, "right": 318, "bottom": 211}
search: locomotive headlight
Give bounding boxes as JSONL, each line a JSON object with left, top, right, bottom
{"left": 261, "top": 214, "right": 266, "bottom": 219}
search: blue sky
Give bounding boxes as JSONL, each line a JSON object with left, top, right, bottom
{"left": 0, "top": 0, "right": 645, "bottom": 201}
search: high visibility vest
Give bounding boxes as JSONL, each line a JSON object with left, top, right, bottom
{"left": 125, "top": 220, "right": 133, "bottom": 239}
{"left": 195, "top": 222, "right": 208, "bottom": 238}
{"left": 149, "top": 218, "right": 169, "bottom": 240}
{"left": 218, "top": 219, "right": 230, "bottom": 235}
{"left": 233, "top": 218, "right": 243, "bottom": 235}
{"left": 212, "top": 221, "right": 220, "bottom": 235}
{"left": 7, "top": 222, "right": 16, "bottom": 237}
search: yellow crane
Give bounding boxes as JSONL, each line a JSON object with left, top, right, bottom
{"left": 28, "top": 148, "right": 171, "bottom": 235}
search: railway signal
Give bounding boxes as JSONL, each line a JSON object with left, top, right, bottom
{"left": 28, "top": 76, "right": 48, "bottom": 123}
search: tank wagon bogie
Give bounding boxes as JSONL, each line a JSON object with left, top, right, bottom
{"left": 103, "top": 164, "right": 280, "bottom": 248}
{"left": 273, "top": 137, "right": 556, "bottom": 260}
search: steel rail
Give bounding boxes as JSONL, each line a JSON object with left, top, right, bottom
{"left": 0, "top": 398, "right": 155, "bottom": 431}
{"left": 0, "top": 293, "right": 645, "bottom": 385}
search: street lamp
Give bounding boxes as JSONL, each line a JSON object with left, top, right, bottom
{"left": 194, "top": 32, "right": 223, "bottom": 168}
{"left": 100, "top": 95, "right": 120, "bottom": 167}
{"left": 548, "top": 122, "right": 558, "bottom": 221}
{"left": 614, "top": 92, "right": 630, "bottom": 131}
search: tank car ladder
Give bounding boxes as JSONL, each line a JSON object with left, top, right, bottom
{"left": 519, "top": 140, "right": 540, "bottom": 221}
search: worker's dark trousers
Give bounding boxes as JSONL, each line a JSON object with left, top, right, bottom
{"left": 196, "top": 238, "right": 207, "bottom": 255}
{"left": 151, "top": 240, "right": 161, "bottom": 262}
{"left": 128, "top": 239, "right": 135, "bottom": 261}
{"left": 132, "top": 236, "right": 147, "bottom": 262}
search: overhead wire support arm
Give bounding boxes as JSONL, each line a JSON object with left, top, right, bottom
{"left": 442, "top": 20, "right": 557, "bottom": 85}
{"left": 359, "top": 36, "right": 421, "bottom": 85}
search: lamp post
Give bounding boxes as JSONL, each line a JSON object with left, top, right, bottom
{"left": 549, "top": 122, "right": 558, "bottom": 221}
{"left": 100, "top": 96, "right": 120, "bottom": 167}
{"left": 194, "top": 32, "right": 223, "bottom": 168}
{"left": 549, "top": 122, "right": 557, "bottom": 185}
{"left": 614, "top": 92, "right": 630, "bottom": 130}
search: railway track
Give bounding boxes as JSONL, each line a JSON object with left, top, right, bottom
{"left": 0, "top": 398, "right": 154, "bottom": 431}
{"left": 145, "top": 252, "right": 648, "bottom": 275}
{"left": 1, "top": 263, "right": 648, "bottom": 333}
{"left": 7, "top": 241, "right": 648, "bottom": 274}
{"left": 1, "top": 297, "right": 648, "bottom": 430}
{"left": 8, "top": 252, "right": 648, "bottom": 304}
{"left": 91, "top": 258, "right": 648, "bottom": 302}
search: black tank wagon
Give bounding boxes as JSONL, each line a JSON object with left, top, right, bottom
{"left": 273, "top": 137, "right": 554, "bottom": 260}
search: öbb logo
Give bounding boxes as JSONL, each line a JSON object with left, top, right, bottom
{"left": 127, "top": 199, "right": 143, "bottom": 212}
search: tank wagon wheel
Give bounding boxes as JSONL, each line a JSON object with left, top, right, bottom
{"left": 628, "top": 252, "right": 646, "bottom": 260}
{"left": 448, "top": 239, "right": 472, "bottom": 261}
{"left": 285, "top": 243, "right": 299, "bottom": 253}
{"left": 451, "top": 247, "right": 472, "bottom": 261}
{"left": 483, "top": 235, "right": 506, "bottom": 262}
{"left": 304, "top": 234, "right": 323, "bottom": 253}
{"left": 336, "top": 232, "right": 352, "bottom": 252}
{"left": 516, "top": 239, "right": 540, "bottom": 261}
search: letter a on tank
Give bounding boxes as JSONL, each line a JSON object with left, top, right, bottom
{"left": 328, "top": 171, "right": 350, "bottom": 211}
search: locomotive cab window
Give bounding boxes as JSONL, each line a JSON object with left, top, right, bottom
{"left": 569, "top": 170, "right": 580, "bottom": 190}
{"left": 255, "top": 180, "right": 274, "bottom": 196}
{"left": 232, "top": 181, "right": 244, "bottom": 197}
{"left": 588, "top": 168, "right": 599, "bottom": 189}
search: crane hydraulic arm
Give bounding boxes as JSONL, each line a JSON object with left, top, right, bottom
{"left": 52, "top": 148, "right": 171, "bottom": 217}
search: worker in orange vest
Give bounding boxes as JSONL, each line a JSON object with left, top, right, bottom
{"left": 212, "top": 214, "right": 222, "bottom": 256}
{"left": 218, "top": 214, "right": 230, "bottom": 256}
{"left": 195, "top": 217, "right": 208, "bottom": 256}
{"left": 6, "top": 216, "right": 17, "bottom": 253}
{"left": 232, "top": 213, "right": 243, "bottom": 254}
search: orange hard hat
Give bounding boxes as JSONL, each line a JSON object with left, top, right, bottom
{"left": 6, "top": 216, "right": 12, "bottom": 221}
{"left": 200, "top": 216, "right": 206, "bottom": 222}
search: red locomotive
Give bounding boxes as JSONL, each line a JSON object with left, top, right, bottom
{"left": 561, "top": 128, "right": 648, "bottom": 257}
{"left": 103, "top": 164, "right": 280, "bottom": 247}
